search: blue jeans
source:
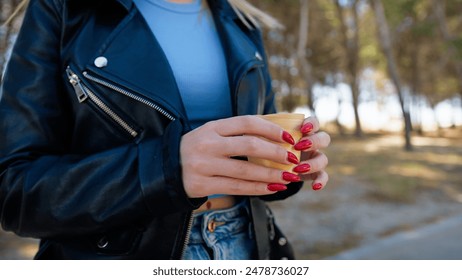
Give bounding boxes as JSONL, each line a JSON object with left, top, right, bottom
{"left": 183, "top": 199, "right": 256, "bottom": 260}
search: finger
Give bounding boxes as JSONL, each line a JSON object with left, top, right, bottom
{"left": 309, "top": 170, "right": 329, "bottom": 191}
{"left": 221, "top": 135, "right": 292, "bottom": 164}
{"left": 212, "top": 158, "right": 300, "bottom": 185}
{"left": 202, "top": 176, "right": 287, "bottom": 196}
{"left": 311, "top": 170, "right": 329, "bottom": 191}
{"left": 300, "top": 116, "right": 320, "bottom": 135}
{"left": 300, "top": 149, "right": 316, "bottom": 161}
{"left": 294, "top": 131, "right": 331, "bottom": 151}
{"left": 292, "top": 151, "right": 328, "bottom": 175}
{"left": 211, "top": 115, "right": 292, "bottom": 144}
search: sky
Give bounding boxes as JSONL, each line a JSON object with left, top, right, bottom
{"left": 292, "top": 82, "right": 462, "bottom": 132}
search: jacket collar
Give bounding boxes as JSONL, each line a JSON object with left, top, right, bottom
{"left": 207, "top": 0, "right": 239, "bottom": 19}
{"left": 110, "top": 0, "right": 239, "bottom": 20}
{"left": 65, "top": 0, "right": 134, "bottom": 12}
{"left": 114, "top": 0, "right": 133, "bottom": 11}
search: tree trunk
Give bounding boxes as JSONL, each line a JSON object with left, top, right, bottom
{"left": 335, "top": 92, "right": 346, "bottom": 135}
{"left": 410, "top": 38, "right": 421, "bottom": 134}
{"left": 370, "top": 0, "right": 413, "bottom": 151}
{"left": 433, "top": 0, "right": 462, "bottom": 96}
{"left": 335, "top": 0, "right": 363, "bottom": 137}
{"left": 451, "top": 98, "right": 460, "bottom": 129}
{"left": 296, "top": 0, "right": 315, "bottom": 115}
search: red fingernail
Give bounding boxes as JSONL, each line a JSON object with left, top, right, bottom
{"left": 293, "top": 163, "right": 311, "bottom": 173}
{"left": 312, "top": 183, "right": 323, "bottom": 191}
{"left": 301, "top": 123, "right": 314, "bottom": 134}
{"left": 294, "top": 139, "right": 312, "bottom": 151}
{"left": 267, "top": 183, "right": 287, "bottom": 192}
{"left": 282, "top": 131, "right": 295, "bottom": 145}
{"left": 287, "top": 151, "right": 299, "bottom": 164}
{"left": 282, "top": 172, "right": 300, "bottom": 182}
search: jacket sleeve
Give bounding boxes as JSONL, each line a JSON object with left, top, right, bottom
{"left": 0, "top": 0, "right": 204, "bottom": 239}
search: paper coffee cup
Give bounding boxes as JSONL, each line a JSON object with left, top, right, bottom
{"left": 248, "top": 113, "right": 305, "bottom": 172}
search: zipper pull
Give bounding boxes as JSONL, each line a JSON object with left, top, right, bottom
{"left": 66, "top": 67, "right": 88, "bottom": 103}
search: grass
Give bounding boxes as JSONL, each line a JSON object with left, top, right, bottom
{"left": 325, "top": 127, "right": 462, "bottom": 203}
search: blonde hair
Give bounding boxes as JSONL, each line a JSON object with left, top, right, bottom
{"left": 2, "top": 0, "right": 29, "bottom": 27}
{"left": 227, "top": 0, "right": 283, "bottom": 30}
{"left": 2, "top": 0, "right": 283, "bottom": 29}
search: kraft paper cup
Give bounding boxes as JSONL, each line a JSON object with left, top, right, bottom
{"left": 248, "top": 113, "right": 305, "bottom": 172}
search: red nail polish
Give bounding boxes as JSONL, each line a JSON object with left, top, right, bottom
{"left": 267, "top": 183, "right": 287, "bottom": 192}
{"left": 293, "top": 163, "right": 311, "bottom": 173}
{"left": 294, "top": 139, "right": 312, "bottom": 151}
{"left": 282, "top": 131, "right": 295, "bottom": 145}
{"left": 301, "top": 123, "right": 314, "bottom": 134}
{"left": 282, "top": 172, "right": 301, "bottom": 182}
{"left": 287, "top": 152, "right": 299, "bottom": 164}
{"left": 312, "top": 183, "right": 323, "bottom": 191}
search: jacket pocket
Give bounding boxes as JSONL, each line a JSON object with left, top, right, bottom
{"left": 34, "top": 227, "right": 144, "bottom": 259}
{"left": 91, "top": 227, "right": 144, "bottom": 256}
{"left": 82, "top": 70, "right": 176, "bottom": 122}
{"left": 66, "top": 66, "right": 141, "bottom": 139}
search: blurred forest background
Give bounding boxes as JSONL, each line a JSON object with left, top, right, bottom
{"left": 1, "top": 0, "right": 461, "bottom": 259}
{"left": 256, "top": 0, "right": 462, "bottom": 146}
{"left": 2, "top": 0, "right": 462, "bottom": 145}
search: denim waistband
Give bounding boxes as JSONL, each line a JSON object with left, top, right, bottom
{"left": 188, "top": 198, "right": 251, "bottom": 245}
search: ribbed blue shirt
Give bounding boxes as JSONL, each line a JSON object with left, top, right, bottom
{"left": 133, "top": 0, "right": 232, "bottom": 129}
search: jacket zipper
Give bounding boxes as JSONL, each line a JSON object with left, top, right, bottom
{"left": 66, "top": 67, "right": 139, "bottom": 138}
{"left": 179, "top": 212, "right": 194, "bottom": 259}
{"left": 82, "top": 71, "right": 176, "bottom": 122}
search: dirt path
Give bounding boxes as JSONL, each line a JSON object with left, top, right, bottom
{"left": 270, "top": 175, "right": 462, "bottom": 259}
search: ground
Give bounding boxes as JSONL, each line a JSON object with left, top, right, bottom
{"left": 1, "top": 128, "right": 461, "bottom": 259}
{"left": 271, "top": 129, "right": 462, "bottom": 259}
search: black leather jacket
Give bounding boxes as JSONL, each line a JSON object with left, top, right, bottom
{"left": 0, "top": 0, "right": 302, "bottom": 259}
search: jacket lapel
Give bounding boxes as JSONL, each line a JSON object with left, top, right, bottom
{"left": 208, "top": 0, "right": 266, "bottom": 115}
{"left": 84, "top": 4, "right": 188, "bottom": 121}
{"left": 114, "top": 0, "right": 134, "bottom": 11}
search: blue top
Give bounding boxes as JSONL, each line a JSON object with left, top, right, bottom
{"left": 133, "top": 0, "right": 233, "bottom": 129}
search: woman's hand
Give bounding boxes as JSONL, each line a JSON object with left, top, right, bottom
{"left": 180, "top": 115, "right": 301, "bottom": 198}
{"left": 293, "top": 116, "right": 330, "bottom": 190}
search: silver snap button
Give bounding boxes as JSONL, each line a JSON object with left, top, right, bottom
{"left": 94, "top": 56, "right": 108, "bottom": 68}
{"left": 96, "top": 236, "right": 109, "bottom": 249}
{"left": 278, "top": 237, "right": 287, "bottom": 246}
{"left": 255, "top": 51, "right": 263, "bottom": 61}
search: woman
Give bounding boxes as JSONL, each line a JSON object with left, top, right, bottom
{"left": 0, "top": 0, "right": 330, "bottom": 259}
